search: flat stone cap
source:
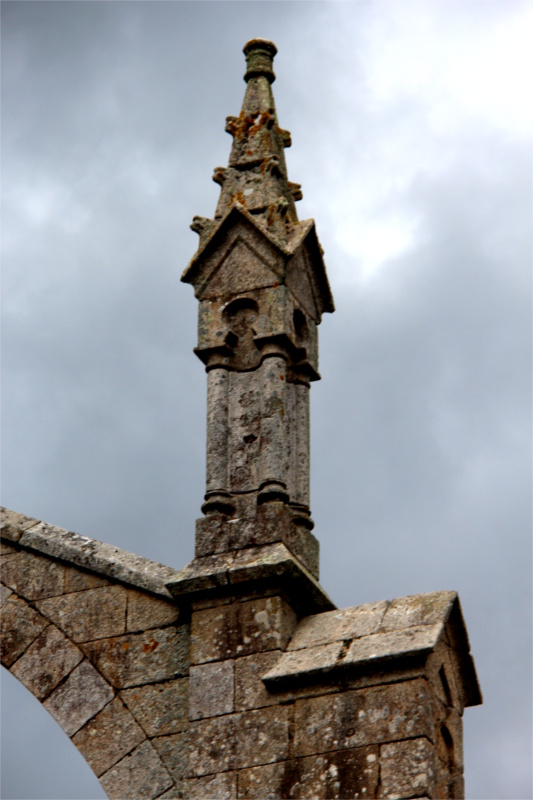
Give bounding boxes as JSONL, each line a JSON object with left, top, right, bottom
{"left": 1, "top": 507, "right": 181, "bottom": 598}
{"left": 263, "top": 590, "right": 482, "bottom": 708}
{"left": 166, "top": 542, "right": 335, "bottom": 616}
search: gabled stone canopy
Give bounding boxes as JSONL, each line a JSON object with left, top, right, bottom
{"left": 182, "top": 38, "right": 334, "bottom": 325}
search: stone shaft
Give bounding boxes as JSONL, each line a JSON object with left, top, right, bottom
{"left": 183, "top": 41, "right": 332, "bottom": 568}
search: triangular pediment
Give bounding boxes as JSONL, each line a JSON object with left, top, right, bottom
{"left": 182, "top": 205, "right": 285, "bottom": 299}
{"left": 285, "top": 222, "right": 335, "bottom": 322}
{"left": 200, "top": 235, "right": 279, "bottom": 300}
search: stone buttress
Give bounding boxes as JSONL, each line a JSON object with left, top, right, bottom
{"left": 1, "top": 39, "right": 481, "bottom": 800}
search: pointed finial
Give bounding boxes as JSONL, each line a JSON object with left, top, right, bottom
{"left": 243, "top": 39, "right": 277, "bottom": 84}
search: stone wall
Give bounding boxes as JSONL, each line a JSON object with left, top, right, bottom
{"left": 1, "top": 507, "right": 480, "bottom": 799}
{"left": 1, "top": 509, "right": 188, "bottom": 799}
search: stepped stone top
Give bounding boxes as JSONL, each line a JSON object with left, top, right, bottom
{"left": 264, "top": 591, "right": 482, "bottom": 710}
{"left": 1, "top": 507, "right": 181, "bottom": 599}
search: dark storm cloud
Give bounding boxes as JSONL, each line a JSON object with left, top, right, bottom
{"left": 1, "top": 2, "right": 531, "bottom": 798}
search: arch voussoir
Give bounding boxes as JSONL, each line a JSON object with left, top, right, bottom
{"left": 1, "top": 527, "right": 188, "bottom": 799}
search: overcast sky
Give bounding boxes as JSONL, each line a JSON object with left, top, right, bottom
{"left": 1, "top": 2, "right": 531, "bottom": 798}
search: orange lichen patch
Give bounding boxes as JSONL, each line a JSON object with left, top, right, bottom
{"left": 122, "top": 642, "right": 130, "bottom": 650}
{"left": 142, "top": 638, "right": 159, "bottom": 653}
{"left": 228, "top": 110, "right": 273, "bottom": 141}
{"left": 266, "top": 203, "right": 276, "bottom": 227}
{"left": 230, "top": 190, "right": 246, "bottom": 206}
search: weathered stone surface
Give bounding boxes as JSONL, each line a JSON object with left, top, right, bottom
{"left": 189, "top": 706, "right": 289, "bottom": 775}
{"left": 121, "top": 677, "right": 189, "bottom": 736}
{"left": 344, "top": 624, "right": 443, "bottom": 667}
{"left": 166, "top": 543, "right": 335, "bottom": 615}
{"left": 64, "top": 568, "right": 110, "bottom": 592}
{"left": 151, "top": 732, "right": 188, "bottom": 784}
{"left": 294, "top": 679, "right": 434, "bottom": 757}
{"left": 82, "top": 625, "right": 189, "bottom": 688}
{"left": 191, "top": 596, "right": 296, "bottom": 664}
{"left": 236, "top": 762, "right": 285, "bottom": 800}
{"left": 0, "top": 596, "right": 48, "bottom": 667}
{"left": 72, "top": 696, "right": 145, "bottom": 777}
{"left": 235, "top": 651, "right": 280, "bottom": 710}
{"left": 237, "top": 747, "right": 380, "bottom": 799}
{"left": 263, "top": 641, "right": 343, "bottom": 685}
{"left": 36, "top": 586, "right": 128, "bottom": 643}
{"left": 379, "top": 738, "right": 436, "bottom": 799}
{"left": 99, "top": 740, "right": 173, "bottom": 800}
{"left": 288, "top": 601, "right": 388, "bottom": 650}
{"left": 126, "top": 587, "right": 179, "bottom": 632}
{"left": 185, "top": 772, "right": 237, "bottom": 800}
{"left": 190, "top": 660, "right": 234, "bottom": 719}
{"left": 381, "top": 592, "right": 456, "bottom": 632}
{"left": 195, "top": 503, "right": 319, "bottom": 579}
{"left": 154, "top": 789, "right": 186, "bottom": 800}
{"left": 11, "top": 624, "right": 83, "bottom": 699}
{"left": 0, "top": 583, "right": 13, "bottom": 605}
{"left": 44, "top": 659, "right": 114, "bottom": 736}
{"left": 0, "top": 507, "right": 39, "bottom": 542}
{"left": 19, "top": 521, "right": 181, "bottom": 598}
{"left": 1, "top": 549, "right": 67, "bottom": 600}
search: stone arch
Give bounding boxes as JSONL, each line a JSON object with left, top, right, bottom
{"left": 1, "top": 666, "right": 107, "bottom": 799}
{"left": 1, "top": 530, "right": 190, "bottom": 800}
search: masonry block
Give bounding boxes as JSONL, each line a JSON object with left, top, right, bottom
{"left": 120, "top": 677, "right": 189, "bottom": 736}
{"left": 11, "top": 624, "right": 83, "bottom": 699}
{"left": 189, "top": 707, "right": 289, "bottom": 776}
{"left": 72, "top": 696, "right": 145, "bottom": 777}
{"left": 190, "top": 659, "right": 235, "bottom": 719}
{"left": 234, "top": 651, "right": 280, "bottom": 711}
{"left": 293, "top": 679, "right": 434, "bottom": 757}
{"left": 99, "top": 740, "right": 173, "bottom": 800}
{"left": 81, "top": 624, "right": 189, "bottom": 688}
{"left": 185, "top": 772, "right": 237, "bottom": 800}
{"left": 0, "top": 595, "right": 48, "bottom": 667}
{"left": 126, "top": 587, "right": 180, "bottom": 632}
{"left": 1, "top": 549, "right": 68, "bottom": 600}
{"left": 237, "top": 747, "right": 380, "bottom": 799}
{"left": 191, "top": 596, "right": 297, "bottom": 664}
{"left": 35, "top": 586, "right": 128, "bottom": 643}
{"left": 151, "top": 731, "right": 189, "bottom": 785}
{"left": 379, "top": 738, "right": 436, "bottom": 799}
{"left": 195, "top": 503, "right": 319, "bottom": 579}
{"left": 43, "top": 659, "right": 114, "bottom": 736}
{"left": 288, "top": 600, "right": 389, "bottom": 651}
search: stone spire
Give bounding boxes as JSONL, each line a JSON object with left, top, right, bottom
{"left": 211, "top": 38, "right": 300, "bottom": 244}
{"left": 181, "top": 40, "right": 334, "bottom": 584}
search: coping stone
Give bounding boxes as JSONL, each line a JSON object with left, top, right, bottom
{"left": 15, "top": 517, "right": 182, "bottom": 598}
{"left": 0, "top": 508, "right": 39, "bottom": 542}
